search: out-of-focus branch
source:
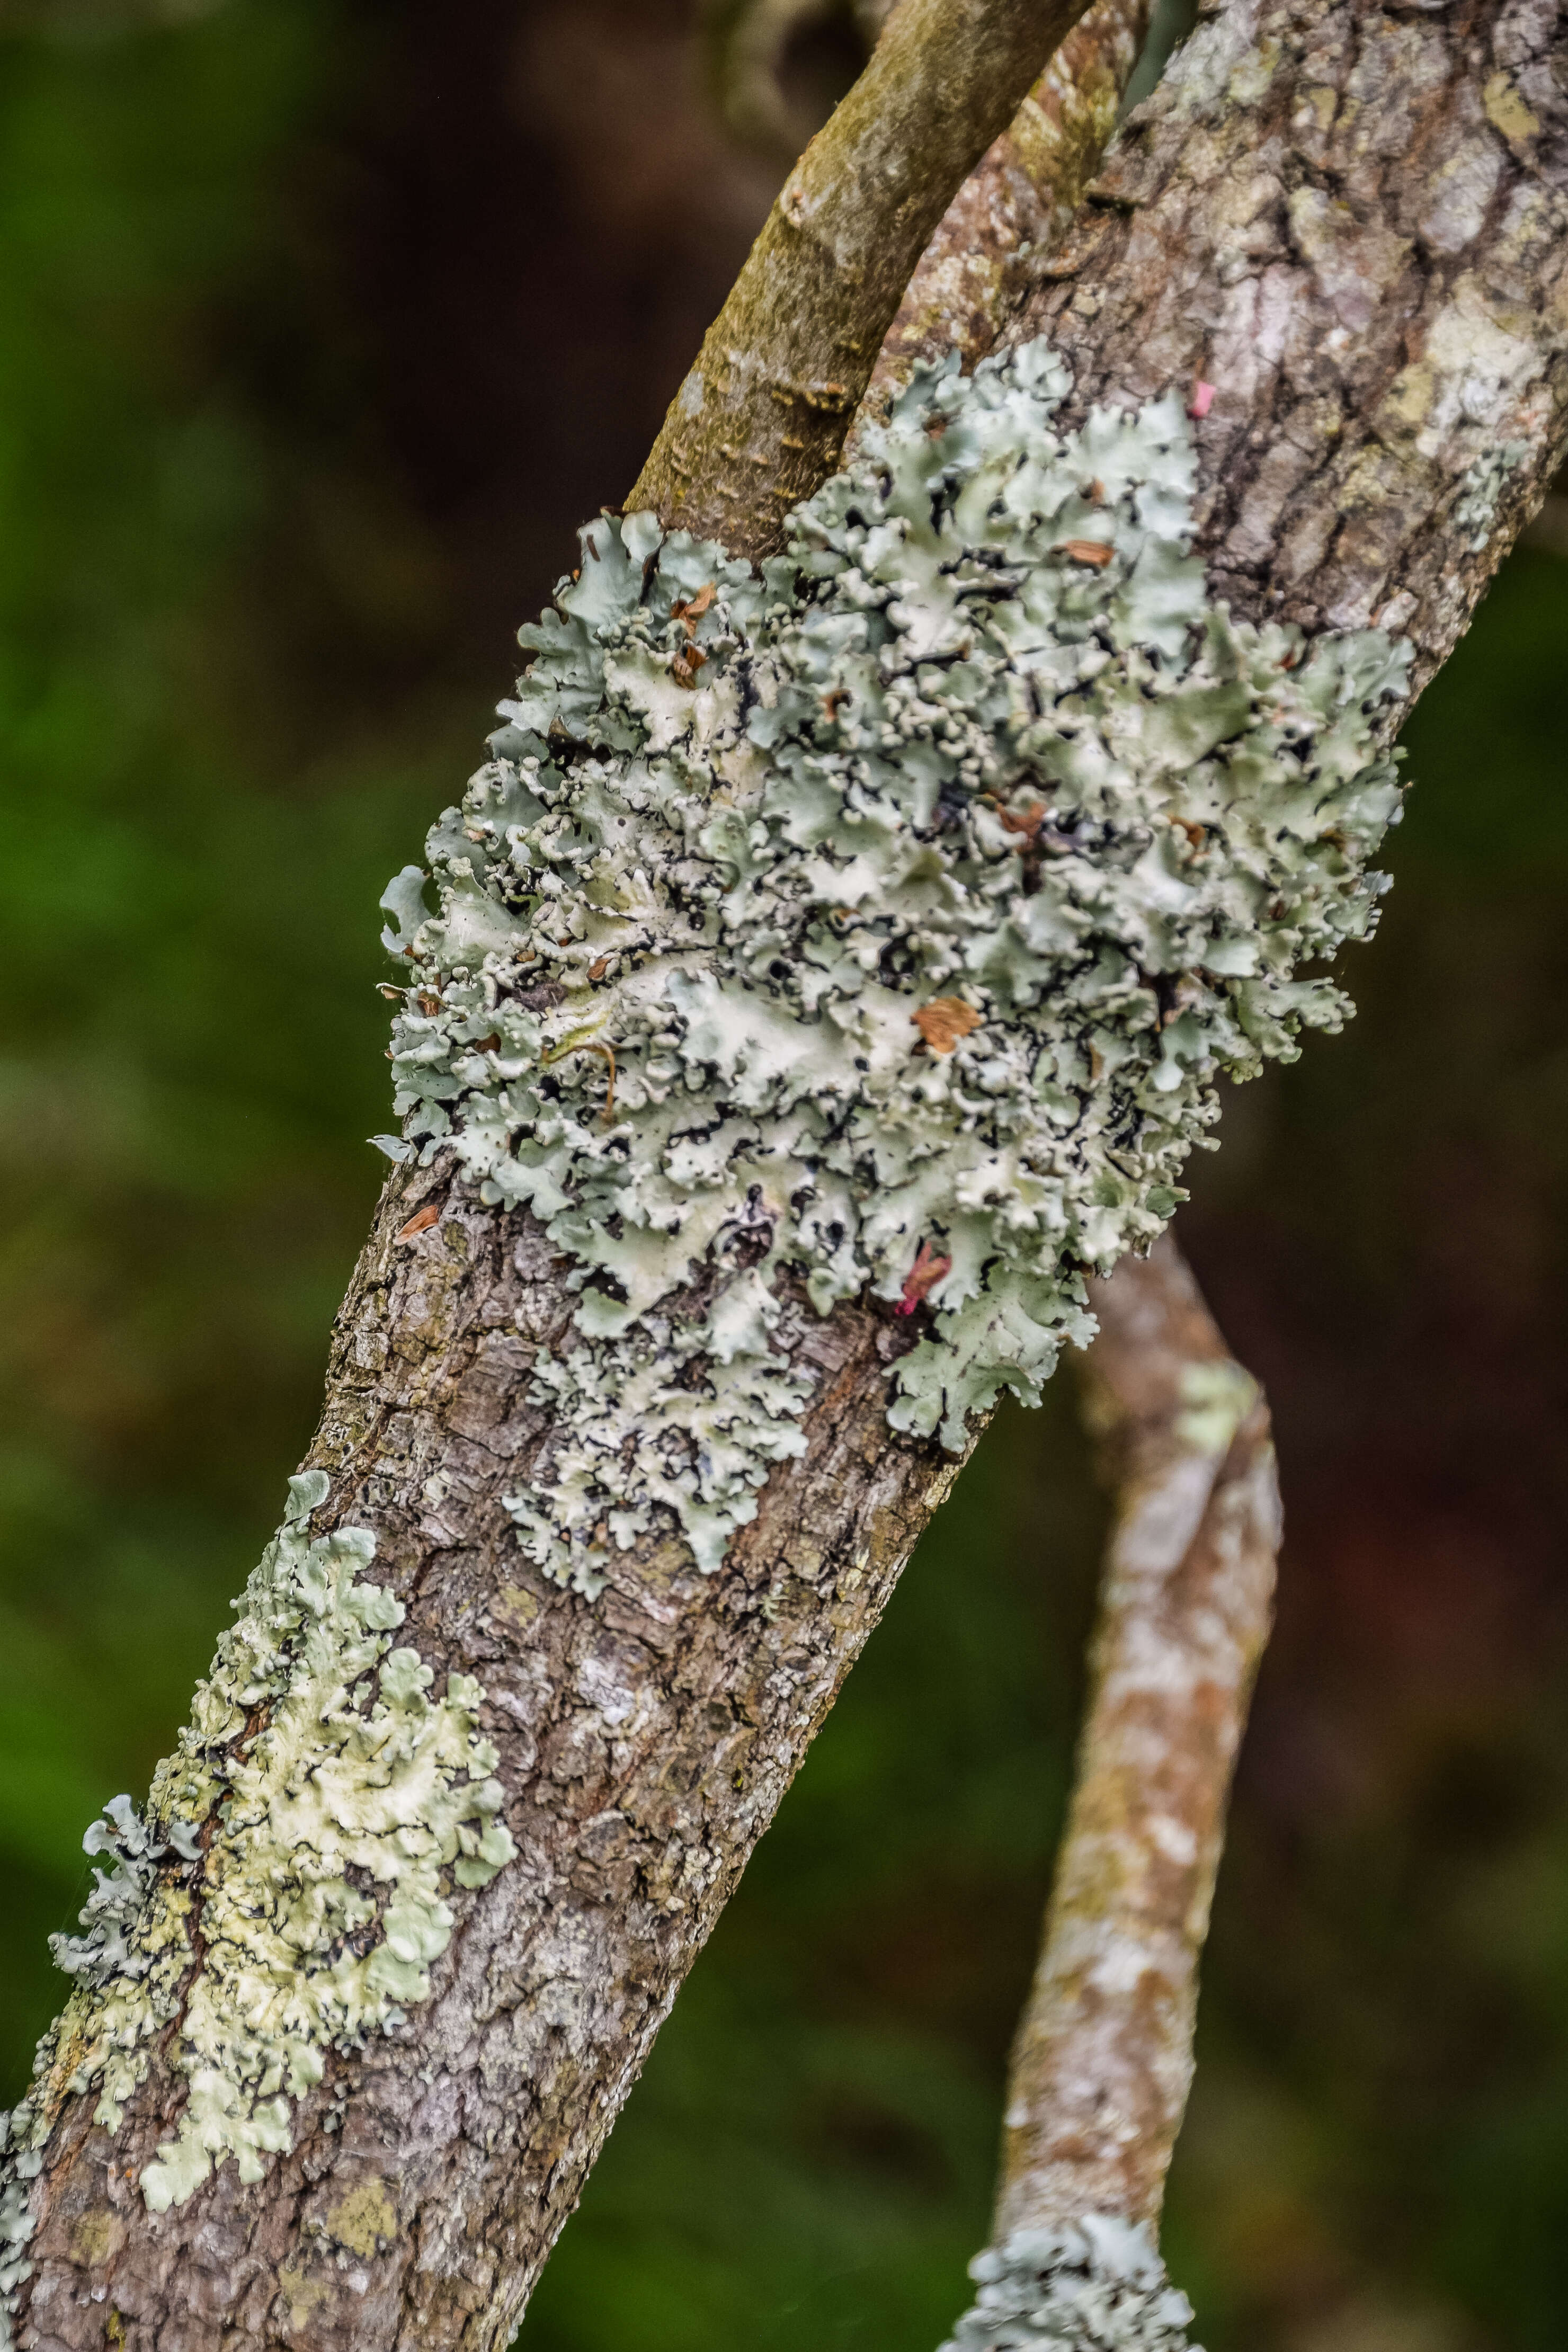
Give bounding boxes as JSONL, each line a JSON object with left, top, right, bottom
{"left": 627, "top": 0, "right": 1097, "bottom": 556}
{"left": 997, "top": 1241, "right": 1280, "bottom": 2234}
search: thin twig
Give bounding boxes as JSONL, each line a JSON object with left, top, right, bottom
{"left": 997, "top": 1239, "right": 1280, "bottom": 2234}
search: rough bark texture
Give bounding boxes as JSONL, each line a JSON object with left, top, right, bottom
{"left": 854, "top": 0, "right": 1153, "bottom": 434}
{"left": 1010, "top": 0, "right": 1568, "bottom": 689}
{"left": 997, "top": 1241, "right": 1280, "bottom": 2236}
{"left": 14, "top": 0, "right": 1568, "bottom": 2345}
{"left": 20, "top": 1164, "right": 973, "bottom": 2352}
{"left": 625, "top": 0, "right": 1097, "bottom": 555}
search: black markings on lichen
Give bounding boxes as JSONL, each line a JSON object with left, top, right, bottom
{"left": 379, "top": 340, "right": 1409, "bottom": 1594}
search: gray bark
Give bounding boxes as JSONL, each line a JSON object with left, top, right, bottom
{"left": 12, "top": 0, "right": 1568, "bottom": 2345}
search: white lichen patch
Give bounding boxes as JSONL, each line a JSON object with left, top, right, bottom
{"left": 939, "top": 2217, "right": 1200, "bottom": 2351}
{"left": 378, "top": 338, "right": 1410, "bottom": 1594}
{"left": 14, "top": 1473, "right": 514, "bottom": 2219}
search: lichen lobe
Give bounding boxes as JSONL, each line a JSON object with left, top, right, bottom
{"left": 380, "top": 338, "right": 1409, "bottom": 1594}
{"left": 941, "top": 2216, "right": 1200, "bottom": 2351}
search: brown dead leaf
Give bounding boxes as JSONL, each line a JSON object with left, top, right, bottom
{"left": 999, "top": 803, "right": 1047, "bottom": 842}
{"left": 671, "top": 643, "right": 708, "bottom": 689}
{"left": 396, "top": 1202, "right": 440, "bottom": 1244}
{"left": 587, "top": 956, "right": 610, "bottom": 981}
{"left": 821, "top": 687, "right": 851, "bottom": 723}
{"left": 1058, "top": 539, "right": 1115, "bottom": 568}
{"left": 672, "top": 582, "right": 715, "bottom": 635}
{"left": 912, "top": 997, "right": 983, "bottom": 1055}
{"left": 416, "top": 992, "right": 442, "bottom": 1015}
{"left": 1086, "top": 477, "right": 1106, "bottom": 504}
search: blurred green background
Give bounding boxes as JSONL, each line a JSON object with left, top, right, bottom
{"left": 3, "top": 4, "right": 1566, "bottom": 2348}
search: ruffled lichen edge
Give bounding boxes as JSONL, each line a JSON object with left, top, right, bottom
{"left": 0, "top": 1473, "right": 515, "bottom": 2261}
{"left": 378, "top": 337, "right": 1409, "bottom": 1594}
{"left": 940, "top": 2216, "right": 1201, "bottom": 2351}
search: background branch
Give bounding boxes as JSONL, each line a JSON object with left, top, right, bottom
{"left": 1000, "top": 1243, "right": 1279, "bottom": 2237}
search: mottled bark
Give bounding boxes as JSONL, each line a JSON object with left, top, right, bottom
{"left": 13, "top": 0, "right": 1568, "bottom": 2347}
{"left": 1009, "top": 0, "right": 1568, "bottom": 686}
{"left": 997, "top": 1242, "right": 1280, "bottom": 2235}
{"left": 853, "top": 0, "right": 1153, "bottom": 435}
{"left": 625, "top": 0, "right": 1097, "bottom": 556}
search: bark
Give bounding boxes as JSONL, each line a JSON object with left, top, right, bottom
{"left": 625, "top": 0, "right": 1098, "bottom": 556}
{"left": 853, "top": 0, "right": 1153, "bottom": 436}
{"left": 1009, "top": 0, "right": 1568, "bottom": 685}
{"left": 13, "top": 0, "right": 1568, "bottom": 2346}
{"left": 998, "top": 1242, "right": 1280, "bottom": 2236}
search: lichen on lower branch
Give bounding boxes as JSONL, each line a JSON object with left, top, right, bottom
{"left": 940, "top": 2217, "right": 1200, "bottom": 2351}
{"left": 1, "top": 1473, "right": 514, "bottom": 2235}
{"left": 377, "top": 337, "right": 1410, "bottom": 1596}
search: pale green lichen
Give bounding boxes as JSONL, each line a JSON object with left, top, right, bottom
{"left": 0, "top": 2105, "right": 43, "bottom": 2352}
{"left": 1452, "top": 441, "right": 1529, "bottom": 550}
{"left": 378, "top": 338, "right": 1410, "bottom": 1596}
{"left": 940, "top": 2217, "right": 1200, "bottom": 2351}
{"left": 10, "top": 1473, "right": 515, "bottom": 2223}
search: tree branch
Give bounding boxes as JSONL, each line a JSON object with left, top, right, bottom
{"left": 7, "top": 3, "right": 1568, "bottom": 2348}
{"left": 999, "top": 1241, "right": 1279, "bottom": 2238}
{"left": 853, "top": 0, "right": 1154, "bottom": 438}
{"left": 626, "top": 0, "right": 1099, "bottom": 555}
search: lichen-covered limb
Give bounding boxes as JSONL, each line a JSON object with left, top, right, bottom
{"left": 854, "top": 0, "right": 1154, "bottom": 436}
{"left": 10, "top": 2, "right": 1568, "bottom": 2348}
{"left": 933, "top": 1242, "right": 1277, "bottom": 2351}
{"left": 997, "top": 1237, "right": 1279, "bottom": 2238}
{"left": 626, "top": 0, "right": 1098, "bottom": 556}
{"left": 1012, "top": 0, "right": 1568, "bottom": 676}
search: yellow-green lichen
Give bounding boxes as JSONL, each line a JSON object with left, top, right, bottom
{"left": 6, "top": 1474, "right": 515, "bottom": 2226}
{"left": 377, "top": 338, "right": 1409, "bottom": 1596}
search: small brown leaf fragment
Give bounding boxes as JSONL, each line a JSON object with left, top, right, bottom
{"left": 912, "top": 996, "right": 983, "bottom": 1055}
{"left": 671, "top": 643, "right": 709, "bottom": 689}
{"left": 416, "top": 992, "right": 442, "bottom": 1015}
{"left": 475, "top": 1032, "right": 501, "bottom": 1054}
{"left": 396, "top": 1202, "right": 440, "bottom": 1244}
{"left": 999, "top": 803, "right": 1047, "bottom": 842}
{"left": 897, "top": 1239, "right": 952, "bottom": 1316}
{"left": 821, "top": 687, "right": 851, "bottom": 723}
{"left": 1170, "top": 817, "right": 1206, "bottom": 852}
{"left": 588, "top": 956, "right": 610, "bottom": 981}
{"left": 1086, "top": 477, "right": 1106, "bottom": 504}
{"left": 1058, "top": 539, "right": 1115, "bottom": 568}
{"left": 1088, "top": 1042, "right": 1104, "bottom": 1082}
{"left": 671, "top": 582, "right": 716, "bottom": 635}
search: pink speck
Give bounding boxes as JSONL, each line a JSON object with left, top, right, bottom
{"left": 1187, "top": 379, "right": 1216, "bottom": 420}
{"left": 898, "top": 1239, "right": 952, "bottom": 1316}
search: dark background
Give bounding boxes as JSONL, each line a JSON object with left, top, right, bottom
{"left": 3, "top": 4, "right": 1567, "bottom": 2347}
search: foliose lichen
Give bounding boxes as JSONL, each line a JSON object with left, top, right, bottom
{"left": 6, "top": 1472, "right": 514, "bottom": 2224}
{"left": 377, "top": 337, "right": 1410, "bottom": 1596}
{"left": 939, "top": 2218, "right": 1199, "bottom": 2352}
{"left": 1452, "top": 441, "right": 1530, "bottom": 550}
{"left": 0, "top": 2104, "right": 42, "bottom": 2352}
